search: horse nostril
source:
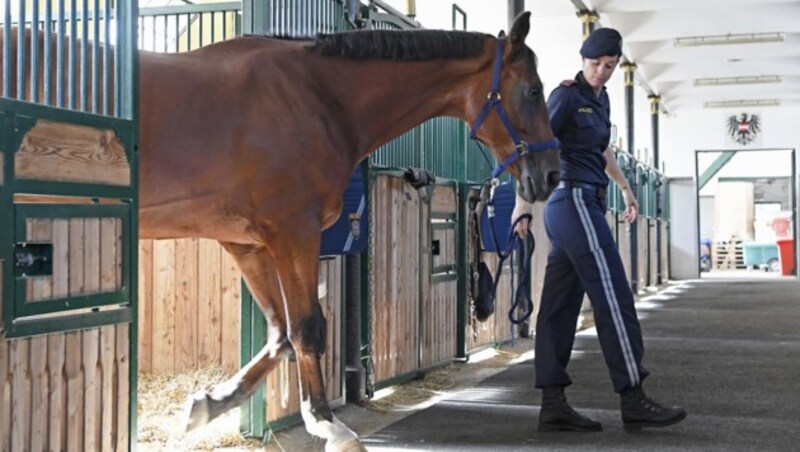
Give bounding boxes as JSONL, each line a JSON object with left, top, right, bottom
{"left": 547, "top": 171, "right": 560, "bottom": 189}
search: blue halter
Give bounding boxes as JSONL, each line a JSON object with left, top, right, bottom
{"left": 469, "top": 37, "right": 559, "bottom": 179}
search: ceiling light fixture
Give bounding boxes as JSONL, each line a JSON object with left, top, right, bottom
{"left": 694, "top": 75, "right": 782, "bottom": 86}
{"left": 703, "top": 99, "right": 780, "bottom": 108}
{"left": 674, "top": 32, "right": 784, "bottom": 47}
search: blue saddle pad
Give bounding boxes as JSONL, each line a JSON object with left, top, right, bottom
{"left": 480, "top": 182, "right": 520, "bottom": 253}
{"left": 320, "top": 166, "right": 368, "bottom": 256}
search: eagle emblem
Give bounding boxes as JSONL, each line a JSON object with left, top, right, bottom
{"left": 727, "top": 113, "right": 761, "bottom": 145}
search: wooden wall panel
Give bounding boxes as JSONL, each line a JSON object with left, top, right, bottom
{"left": 137, "top": 238, "right": 241, "bottom": 374}
{"left": 0, "top": 325, "right": 130, "bottom": 451}
{"left": 422, "top": 279, "right": 457, "bottom": 367}
{"left": 369, "top": 176, "right": 421, "bottom": 382}
{"left": 649, "top": 220, "right": 658, "bottom": 287}
{"left": 0, "top": 258, "right": 3, "bottom": 330}
{"left": 23, "top": 217, "right": 122, "bottom": 304}
{"left": 0, "top": 335, "right": 10, "bottom": 451}
{"left": 15, "top": 120, "right": 130, "bottom": 186}
{"left": 466, "top": 253, "right": 515, "bottom": 352}
{"left": 196, "top": 240, "right": 222, "bottom": 368}
{"left": 638, "top": 220, "right": 648, "bottom": 291}
{"left": 423, "top": 185, "right": 458, "bottom": 368}
{"left": 431, "top": 185, "right": 457, "bottom": 214}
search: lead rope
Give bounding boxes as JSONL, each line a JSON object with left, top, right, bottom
{"left": 484, "top": 180, "right": 535, "bottom": 326}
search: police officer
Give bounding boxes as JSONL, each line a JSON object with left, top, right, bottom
{"left": 512, "top": 28, "right": 687, "bottom": 432}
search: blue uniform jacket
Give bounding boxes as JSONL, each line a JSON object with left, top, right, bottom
{"left": 547, "top": 71, "right": 612, "bottom": 186}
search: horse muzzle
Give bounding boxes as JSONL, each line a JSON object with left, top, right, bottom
{"left": 519, "top": 165, "right": 560, "bottom": 203}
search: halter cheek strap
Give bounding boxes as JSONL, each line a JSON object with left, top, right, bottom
{"left": 469, "top": 37, "right": 560, "bottom": 179}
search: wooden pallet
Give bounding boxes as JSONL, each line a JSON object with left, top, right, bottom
{"left": 713, "top": 240, "right": 745, "bottom": 270}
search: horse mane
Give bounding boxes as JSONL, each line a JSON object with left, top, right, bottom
{"left": 308, "top": 29, "right": 492, "bottom": 61}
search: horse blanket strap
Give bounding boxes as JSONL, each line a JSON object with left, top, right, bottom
{"left": 469, "top": 37, "right": 560, "bottom": 179}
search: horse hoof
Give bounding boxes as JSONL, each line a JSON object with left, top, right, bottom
{"left": 325, "top": 437, "right": 365, "bottom": 452}
{"left": 184, "top": 391, "right": 211, "bottom": 432}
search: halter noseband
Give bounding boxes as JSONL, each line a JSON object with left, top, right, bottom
{"left": 469, "top": 37, "right": 559, "bottom": 179}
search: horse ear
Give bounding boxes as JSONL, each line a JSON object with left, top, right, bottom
{"left": 509, "top": 11, "right": 531, "bottom": 48}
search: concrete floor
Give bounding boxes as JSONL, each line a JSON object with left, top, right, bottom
{"left": 268, "top": 277, "right": 800, "bottom": 451}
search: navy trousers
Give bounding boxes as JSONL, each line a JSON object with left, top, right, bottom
{"left": 536, "top": 187, "right": 648, "bottom": 393}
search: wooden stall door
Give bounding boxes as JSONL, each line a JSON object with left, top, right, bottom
{"left": 369, "top": 174, "right": 421, "bottom": 383}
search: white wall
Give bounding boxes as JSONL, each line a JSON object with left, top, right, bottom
{"left": 669, "top": 178, "right": 700, "bottom": 279}
{"left": 661, "top": 108, "right": 800, "bottom": 178}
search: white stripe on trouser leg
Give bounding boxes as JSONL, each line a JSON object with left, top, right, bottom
{"left": 572, "top": 188, "right": 640, "bottom": 387}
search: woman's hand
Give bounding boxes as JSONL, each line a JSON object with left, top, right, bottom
{"left": 512, "top": 195, "right": 533, "bottom": 238}
{"left": 621, "top": 187, "right": 639, "bottom": 223}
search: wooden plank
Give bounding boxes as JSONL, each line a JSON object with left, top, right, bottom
{"left": 0, "top": 259, "right": 4, "bottom": 326}
{"left": 27, "top": 218, "right": 53, "bottom": 302}
{"left": 116, "top": 323, "right": 130, "bottom": 451}
{"left": 409, "top": 189, "right": 420, "bottom": 372}
{"left": 47, "top": 333, "right": 66, "bottom": 452}
{"left": 152, "top": 240, "right": 176, "bottom": 374}
{"left": 197, "top": 239, "right": 222, "bottom": 368}
{"left": 29, "top": 336, "right": 49, "bottom": 452}
{"left": 375, "top": 176, "right": 386, "bottom": 381}
{"left": 10, "top": 339, "right": 30, "bottom": 452}
{"left": 100, "top": 218, "right": 118, "bottom": 292}
{"left": 431, "top": 185, "right": 457, "bottom": 214}
{"left": 99, "top": 325, "right": 116, "bottom": 452}
{"left": 389, "top": 181, "right": 399, "bottom": 378}
{"left": 65, "top": 331, "right": 84, "bottom": 452}
{"left": 174, "top": 238, "right": 199, "bottom": 371}
{"left": 69, "top": 218, "right": 86, "bottom": 297}
{"left": 115, "top": 219, "right": 123, "bottom": 291}
{"left": 220, "top": 247, "right": 241, "bottom": 372}
{"left": 0, "top": 338, "right": 9, "bottom": 452}
{"left": 137, "top": 240, "right": 154, "bottom": 373}
{"left": 85, "top": 218, "right": 101, "bottom": 296}
{"left": 14, "top": 120, "right": 131, "bottom": 186}
{"left": 52, "top": 219, "right": 71, "bottom": 299}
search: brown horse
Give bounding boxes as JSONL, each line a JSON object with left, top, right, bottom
{"left": 4, "top": 12, "right": 559, "bottom": 451}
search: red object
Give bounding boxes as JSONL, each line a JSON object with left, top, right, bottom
{"left": 776, "top": 239, "right": 795, "bottom": 276}
{"left": 771, "top": 217, "right": 791, "bottom": 237}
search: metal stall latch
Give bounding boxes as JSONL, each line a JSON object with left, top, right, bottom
{"left": 14, "top": 242, "right": 53, "bottom": 278}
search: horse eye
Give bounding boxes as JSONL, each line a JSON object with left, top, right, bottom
{"left": 527, "top": 87, "right": 541, "bottom": 98}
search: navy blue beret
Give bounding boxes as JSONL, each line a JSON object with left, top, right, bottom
{"left": 580, "top": 28, "right": 622, "bottom": 58}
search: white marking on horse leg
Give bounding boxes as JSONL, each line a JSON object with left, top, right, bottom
{"left": 185, "top": 337, "right": 291, "bottom": 431}
{"left": 300, "top": 399, "right": 363, "bottom": 452}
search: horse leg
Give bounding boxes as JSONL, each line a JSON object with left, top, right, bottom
{"left": 185, "top": 242, "right": 293, "bottom": 431}
{"left": 270, "top": 234, "right": 363, "bottom": 452}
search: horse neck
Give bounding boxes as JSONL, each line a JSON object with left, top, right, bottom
{"left": 314, "top": 48, "right": 494, "bottom": 164}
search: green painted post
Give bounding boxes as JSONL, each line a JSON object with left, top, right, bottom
{"left": 698, "top": 151, "right": 737, "bottom": 190}
{"left": 456, "top": 183, "right": 468, "bottom": 359}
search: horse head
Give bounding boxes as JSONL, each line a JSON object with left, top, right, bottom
{"left": 467, "top": 12, "right": 560, "bottom": 203}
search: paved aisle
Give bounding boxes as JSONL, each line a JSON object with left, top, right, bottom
{"left": 364, "top": 278, "right": 800, "bottom": 451}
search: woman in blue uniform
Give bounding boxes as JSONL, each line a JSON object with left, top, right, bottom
{"left": 512, "top": 28, "right": 687, "bottom": 432}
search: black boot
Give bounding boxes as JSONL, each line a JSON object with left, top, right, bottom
{"left": 620, "top": 386, "right": 687, "bottom": 432}
{"left": 538, "top": 387, "right": 602, "bottom": 432}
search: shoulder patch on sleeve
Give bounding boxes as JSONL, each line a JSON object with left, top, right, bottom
{"left": 560, "top": 79, "right": 576, "bottom": 87}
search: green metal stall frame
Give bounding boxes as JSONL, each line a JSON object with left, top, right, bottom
{"left": 1, "top": 0, "right": 139, "bottom": 447}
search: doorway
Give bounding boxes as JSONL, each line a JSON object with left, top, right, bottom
{"left": 694, "top": 148, "right": 797, "bottom": 278}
